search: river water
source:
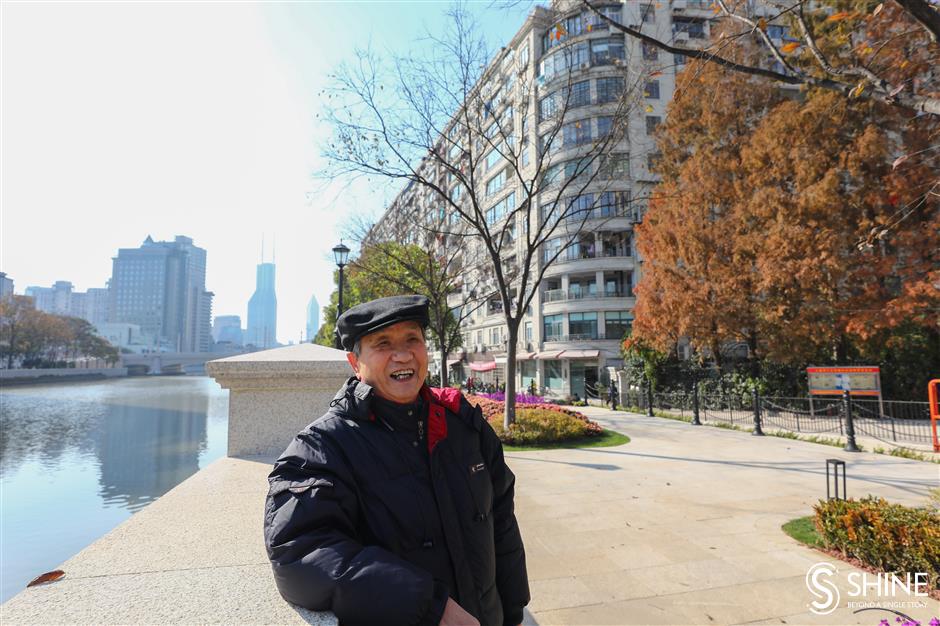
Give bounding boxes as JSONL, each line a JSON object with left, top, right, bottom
{"left": 0, "top": 376, "right": 229, "bottom": 603}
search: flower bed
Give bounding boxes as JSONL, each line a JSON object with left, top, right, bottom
{"left": 467, "top": 394, "right": 603, "bottom": 445}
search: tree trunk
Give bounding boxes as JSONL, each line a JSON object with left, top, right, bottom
{"left": 439, "top": 342, "right": 449, "bottom": 387}
{"left": 503, "top": 323, "right": 519, "bottom": 429}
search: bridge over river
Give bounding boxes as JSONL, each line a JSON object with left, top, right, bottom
{"left": 121, "top": 349, "right": 245, "bottom": 375}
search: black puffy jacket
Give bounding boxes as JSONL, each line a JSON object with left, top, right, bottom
{"left": 264, "top": 378, "right": 529, "bottom": 626}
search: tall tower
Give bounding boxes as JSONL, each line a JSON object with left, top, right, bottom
{"left": 247, "top": 239, "right": 278, "bottom": 349}
{"left": 305, "top": 294, "right": 319, "bottom": 342}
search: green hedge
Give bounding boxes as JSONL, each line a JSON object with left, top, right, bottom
{"left": 814, "top": 497, "right": 940, "bottom": 590}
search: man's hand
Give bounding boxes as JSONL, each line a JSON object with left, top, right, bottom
{"left": 438, "top": 598, "right": 479, "bottom": 626}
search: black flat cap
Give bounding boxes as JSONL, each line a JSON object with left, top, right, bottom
{"left": 335, "top": 295, "right": 429, "bottom": 351}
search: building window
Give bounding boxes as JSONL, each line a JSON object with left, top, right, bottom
{"left": 486, "top": 192, "right": 516, "bottom": 225}
{"left": 524, "top": 321, "right": 533, "bottom": 342}
{"left": 485, "top": 169, "right": 506, "bottom": 196}
{"left": 647, "top": 151, "right": 662, "bottom": 173}
{"left": 641, "top": 4, "right": 655, "bottom": 23}
{"left": 485, "top": 143, "right": 504, "bottom": 171}
{"left": 563, "top": 119, "right": 592, "bottom": 146}
{"left": 596, "top": 77, "right": 624, "bottom": 104}
{"left": 540, "top": 131, "right": 561, "bottom": 155}
{"left": 597, "top": 190, "right": 630, "bottom": 216}
{"left": 645, "top": 115, "right": 662, "bottom": 135}
{"left": 596, "top": 116, "right": 613, "bottom": 139}
{"left": 521, "top": 360, "right": 536, "bottom": 388}
{"left": 542, "top": 237, "right": 564, "bottom": 262}
{"left": 591, "top": 37, "right": 625, "bottom": 66}
{"left": 604, "top": 311, "right": 633, "bottom": 340}
{"left": 539, "top": 93, "right": 558, "bottom": 121}
{"left": 674, "top": 53, "right": 687, "bottom": 66}
{"left": 599, "top": 153, "right": 630, "bottom": 179}
{"left": 642, "top": 42, "right": 659, "bottom": 61}
{"left": 566, "top": 193, "right": 595, "bottom": 223}
{"left": 521, "top": 146, "right": 530, "bottom": 167}
{"left": 543, "top": 314, "right": 563, "bottom": 341}
{"left": 644, "top": 80, "right": 660, "bottom": 99}
{"left": 568, "top": 312, "right": 598, "bottom": 339}
{"left": 570, "top": 80, "right": 591, "bottom": 107}
{"left": 544, "top": 360, "right": 564, "bottom": 390}
{"left": 674, "top": 17, "right": 706, "bottom": 38}
{"left": 488, "top": 326, "right": 502, "bottom": 345}
{"left": 519, "top": 43, "right": 530, "bottom": 68}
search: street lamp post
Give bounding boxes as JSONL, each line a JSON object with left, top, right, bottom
{"left": 332, "top": 242, "right": 350, "bottom": 349}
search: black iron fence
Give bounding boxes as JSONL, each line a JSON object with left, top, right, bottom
{"left": 619, "top": 386, "right": 936, "bottom": 449}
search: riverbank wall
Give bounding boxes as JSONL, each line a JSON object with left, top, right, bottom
{"left": 0, "top": 367, "right": 128, "bottom": 386}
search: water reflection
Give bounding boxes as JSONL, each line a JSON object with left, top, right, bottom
{"left": 0, "top": 376, "right": 228, "bottom": 602}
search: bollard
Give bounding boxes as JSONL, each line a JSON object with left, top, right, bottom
{"left": 646, "top": 377, "right": 654, "bottom": 417}
{"left": 842, "top": 390, "right": 861, "bottom": 452}
{"left": 826, "top": 458, "right": 847, "bottom": 500}
{"left": 691, "top": 379, "right": 702, "bottom": 425}
{"left": 752, "top": 387, "right": 765, "bottom": 436}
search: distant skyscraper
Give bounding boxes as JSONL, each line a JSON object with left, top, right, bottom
{"left": 247, "top": 263, "right": 277, "bottom": 348}
{"left": 0, "top": 272, "right": 13, "bottom": 298}
{"left": 213, "top": 315, "right": 243, "bottom": 346}
{"left": 306, "top": 294, "right": 319, "bottom": 342}
{"left": 110, "top": 235, "right": 213, "bottom": 352}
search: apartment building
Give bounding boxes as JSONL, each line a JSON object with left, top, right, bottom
{"left": 372, "top": 0, "right": 716, "bottom": 398}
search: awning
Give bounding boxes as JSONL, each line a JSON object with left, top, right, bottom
{"left": 535, "top": 351, "right": 565, "bottom": 360}
{"left": 469, "top": 361, "right": 497, "bottom": 372}
{"left": 516, "top": 352, "right": 536, "bottom": 360}
{"left": 494, "top": 356, "right": 507, "bottom": 365}
{"left": 561, "top": 349, "right": 600, "bottom": 359}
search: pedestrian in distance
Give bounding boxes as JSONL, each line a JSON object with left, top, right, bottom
{"left": 264, "top": 295, "right": 530, "bottom": 626}
{"left": 608, "top": 380, "right": 618, "bottom": 410}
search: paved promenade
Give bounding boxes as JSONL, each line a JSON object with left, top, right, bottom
{"left": 2, "top": 405, "right": 937, "bottom": 625}
{"left": 516, "top": 406, "right": 939, "bottom": 625}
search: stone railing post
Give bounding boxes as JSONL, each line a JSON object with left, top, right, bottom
{"left": 207, "top": 343, "right": 351, "bottom": 458}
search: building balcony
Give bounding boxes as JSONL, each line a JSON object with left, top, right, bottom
{"left": 542, "top": 333, "right": 624, "bottom": 344}
{"left": 543, "top": 252, "right": 636, "bottom": 277}
{"left": 543, "top": 286, "right": 633, "bottom": 302}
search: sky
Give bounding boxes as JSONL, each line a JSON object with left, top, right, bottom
{"left": 1, "top": 0, "right": 532, "bottom": 345}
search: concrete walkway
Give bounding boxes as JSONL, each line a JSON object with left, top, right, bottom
{"left": 2, "top": 406, "right": 937, "bottom": 625}
{"left": 516, "top": 406, "right": 939, "bottom": 625}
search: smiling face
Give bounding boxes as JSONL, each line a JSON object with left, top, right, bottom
{"left": 346, "top": 320, "right": 429, "bottom": 404}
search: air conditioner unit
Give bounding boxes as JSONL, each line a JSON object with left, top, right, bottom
{"left": 526, "top": 342, "right": 533, "bottom": 351}
{"left": 481, "top": 345, "right": 488, "bottom": 353}
{"left": 579, "top": 62, "right": 589, "bottom": 69}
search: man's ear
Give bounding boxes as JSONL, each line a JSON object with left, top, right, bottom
{"left": 346, "top": 352, "right": 360, "bottom": 376}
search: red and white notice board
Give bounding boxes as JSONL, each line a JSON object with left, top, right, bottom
{"left": 807, "top": 366, "right": 882, "bottom": 397}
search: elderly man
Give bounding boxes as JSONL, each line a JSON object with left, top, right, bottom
{"left": 264, "top": 295, "right": 529, "bottom": 626}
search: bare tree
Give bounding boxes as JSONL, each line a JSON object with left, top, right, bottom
{"left": 322, "top": 5, "right": 641, "bottom": 426}
{"left": 581, "top": 0, "right": 940, "bottom": 116}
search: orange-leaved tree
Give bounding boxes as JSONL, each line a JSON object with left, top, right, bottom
{"left": 632, "top": 56, "right": 939, "bottom": 367}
